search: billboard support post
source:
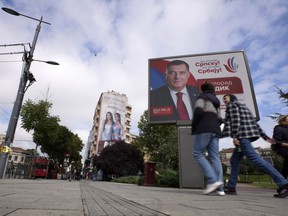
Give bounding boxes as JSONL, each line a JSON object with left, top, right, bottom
{"left": 177, "top": 122, "right": 204, "bottom": 188}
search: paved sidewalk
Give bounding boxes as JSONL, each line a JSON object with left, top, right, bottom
{"left": 0, "top": 179, "right": 287, "bottom": 216}
{"left": 0, "top": 178, "right": 83, "bottom": 216}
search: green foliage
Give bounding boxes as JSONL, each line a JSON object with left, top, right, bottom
{"left": 276, "top": 87, "right": 288, "bottom": 106}
{"left": 41, "top": 125, "right": 83, "bottom": 163}
{"left": 111, "top": 169, "right": 179, "bottom": 188}
{"left": 268, "top": 87, "right": 288, "bottom": 119}
{"left": 239, "top": 158, "right": 255, "bottom": 174}
{"left": 251, "top": 182, "right": 278, "bottom": 189}
{"left": 133, "top": 110, "right": 178, "bottom": 170}
{"left": 236, "top": 152, "right": 284, "bottom": 175}
{"left": 137, "top": 176, "right": 144, "bottom": 185}
{"left": 95, "top": 141, "right": 144, "bottom": 179}
{"left": 242, "top": 174, "right": 272, "bottom": 183}
{"left": 112, "top": 175, "right": 141, "bottom": 184}
{"left": 20, "top": 98, "right": 83, "bottom": 164}
{"left": 20, "top": 99, "right": 58, "bottom": 132}
{"left": 156, "top": 169, "right": 179, "bottom": 188}
{"left": 270, "top": 154, "right": 284, "bottom": 172}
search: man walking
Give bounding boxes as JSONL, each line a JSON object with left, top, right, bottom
{"left": 222, "top": 94, "right": 288, "bottom": 198}
{"left": 192, "top": 82, "right": 224, "bottom": 195}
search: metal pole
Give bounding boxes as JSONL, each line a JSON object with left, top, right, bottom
{"left": 0, "top": 17, "right": 43, "bottom": 179}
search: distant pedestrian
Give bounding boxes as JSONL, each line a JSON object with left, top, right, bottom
{"left": 192, "top": 82, "right": 224, "bottom": 195}
{"left": 75, "top": 168, "right": 81, "bottom": 181}
{"left": 221, "top": 94, "right": 288, "bottom": 198}
{"left": 92, "top": 173, "right": 97, "bottom": 181}
{"left": 97, "top": 169, "right": 103, "bottom": 181}
{"left": 67, "top": 164, "right": 72, "bottom": 182}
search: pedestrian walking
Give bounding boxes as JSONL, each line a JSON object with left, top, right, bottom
{"left": 67, "top": 164, "right": 72, "bottom": 182}
{"left": 272, "top": 115, "right": 288, "bottom": 179}
{"left": 221, "top": 94, "right": 288, "bottom": 198}
{"left": 192, "top": 82, "right": 224, "bottom": 195}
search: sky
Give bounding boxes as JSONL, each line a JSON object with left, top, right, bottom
{"left": 0, "top": 0, "right": 287, "bottom": 158}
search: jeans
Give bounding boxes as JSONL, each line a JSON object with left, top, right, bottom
{"left": 228, "top": 138, "right": 288, "bottom": 188}
{"left": 275, "top": 148, "right": 288, "bottom": 179}
{"left": 280, "top": 156, "right": 288, "bottom": 179}
{"left": 194, "top": 133, "right": 223, "bottom": 188}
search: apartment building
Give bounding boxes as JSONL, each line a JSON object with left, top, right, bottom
{"left": 8, "top": 146, "right": 32, "bottom": 165}
{"left": 86, "top": 91, "right": 132, "bottom": 160}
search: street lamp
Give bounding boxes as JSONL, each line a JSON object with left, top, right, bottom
{"left": 2, "top": 7, "right": 51, "bottom": 25}
{"left": 0, "top": 7, "right": 59, "bottom": 179}
{"left": 32, "top": 59, "right": 59, "bottom": 65}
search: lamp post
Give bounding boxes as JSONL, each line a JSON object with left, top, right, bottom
{"left": 0, "top": 7, "right": 59, "bottom": 179}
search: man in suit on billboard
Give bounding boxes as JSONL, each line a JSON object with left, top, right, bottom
{"left": 150, "top": 60, "right": 199, "bottom": 123}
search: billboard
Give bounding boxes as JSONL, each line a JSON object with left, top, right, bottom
{"left": 96, "top": 92, "right": 127, "bottom": 154}
{"left": 148, "top": 50, "right": 259, "bottom": 124}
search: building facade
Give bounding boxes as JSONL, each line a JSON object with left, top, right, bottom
{"left": 86, "top": 91, "right": 132, "bottom": 160}
{"left": 8, "top": 147, "right": 32, "bottom": 165}
{"left": 0, "top": 134, "right": 5, "bottom": 145}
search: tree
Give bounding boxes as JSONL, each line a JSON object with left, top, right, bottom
{"left": 20, "top": 99, "right": 60, "bottom": 150}
{"left": 41, "top": 125, "right": 83, "bottom": 163}
{"left": 268, "top": 87, "right": 288, "bottom": 119}
{"left": 133, "top": 110, "right": 178, "bottom": 170}
{"left": 20, "top": 98, "right": 83, "bottom": 164}
{"left": 95, "top": 140, "right": 144, "bottom": 179}
{"left": 277, "top": 87, "right": 288, "bottom": 106}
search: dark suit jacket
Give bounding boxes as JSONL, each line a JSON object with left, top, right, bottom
{"left": 149, "top": 85, "right": 199, "bottom": 123}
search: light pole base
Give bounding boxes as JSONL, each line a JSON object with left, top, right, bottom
{"left": 0, "top": 153, "right": 8, "bottom": 179}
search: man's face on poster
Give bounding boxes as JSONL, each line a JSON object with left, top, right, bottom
{"left": 166, "top": 64, "right": 191, "bottom": 92}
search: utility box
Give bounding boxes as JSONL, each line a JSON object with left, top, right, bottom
{"left": 178, "top": 124, "right": 205, "bottom": 189}
{"left": 144, "top": 161, "right": 156, "bottom": 186}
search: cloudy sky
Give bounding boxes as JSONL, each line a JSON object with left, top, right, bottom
{"left": 0, "top": 0, "right": 287, "bottom": 156}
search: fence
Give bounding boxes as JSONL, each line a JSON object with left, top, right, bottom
{"left": 5, "top": 155, "right": 34, "bottom": 179}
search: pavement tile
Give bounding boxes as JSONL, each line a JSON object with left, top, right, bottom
{"left": 0, "top": 178, "right": 287, "bottom": 216}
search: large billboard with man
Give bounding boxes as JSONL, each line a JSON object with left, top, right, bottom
{"left": 148, "top": 50, "right": 259, "bottom": 124}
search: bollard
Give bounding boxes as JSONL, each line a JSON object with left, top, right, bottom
{"left": 144, "top": 161, "right": 156, "bottom": 186}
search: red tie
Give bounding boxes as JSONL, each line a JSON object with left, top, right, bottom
{"left": 176, "top": 92, "right": 189, "bottom": 120}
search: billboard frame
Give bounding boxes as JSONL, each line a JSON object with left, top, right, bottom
{"left": 148, "top": 50, "right": 259, "bottom": 125}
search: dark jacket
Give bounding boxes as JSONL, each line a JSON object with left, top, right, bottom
{"left": 191, "top": 91, "right": 221, "bottom": 135}
{"left": 150, "top": 85, "right": 199, "bottom": 122}
{"left": 272, "top": 124, "right": 288, "bottom": 154}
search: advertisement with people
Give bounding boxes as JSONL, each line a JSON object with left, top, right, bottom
{"left": 148, "top": 50, "right": 259, "bottom": 124}
{"left": 96, "top": 92, "right": 127, "bottom": 154}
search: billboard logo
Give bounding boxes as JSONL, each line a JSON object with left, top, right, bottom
{"left": 150, "top": 106, "right": 173, "bottom": 116}
{"left": 224, "top": 57, "right": 238, "bottom": 73}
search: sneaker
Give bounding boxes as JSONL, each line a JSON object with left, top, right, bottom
{"left": 274, "top": 184, "right": 288, "bottom": 198}
{"left": 224, "top": 186, "right": 237, "bottom": 195}
{"left": 203, "top": 181, "right": 222, "bottom": 195}
{"left": 217, "top": 191, "right": 225, "bottom": 196}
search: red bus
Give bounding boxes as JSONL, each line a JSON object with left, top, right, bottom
{"left": 33, "top": 157, "right": 48, "bottom": 178}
